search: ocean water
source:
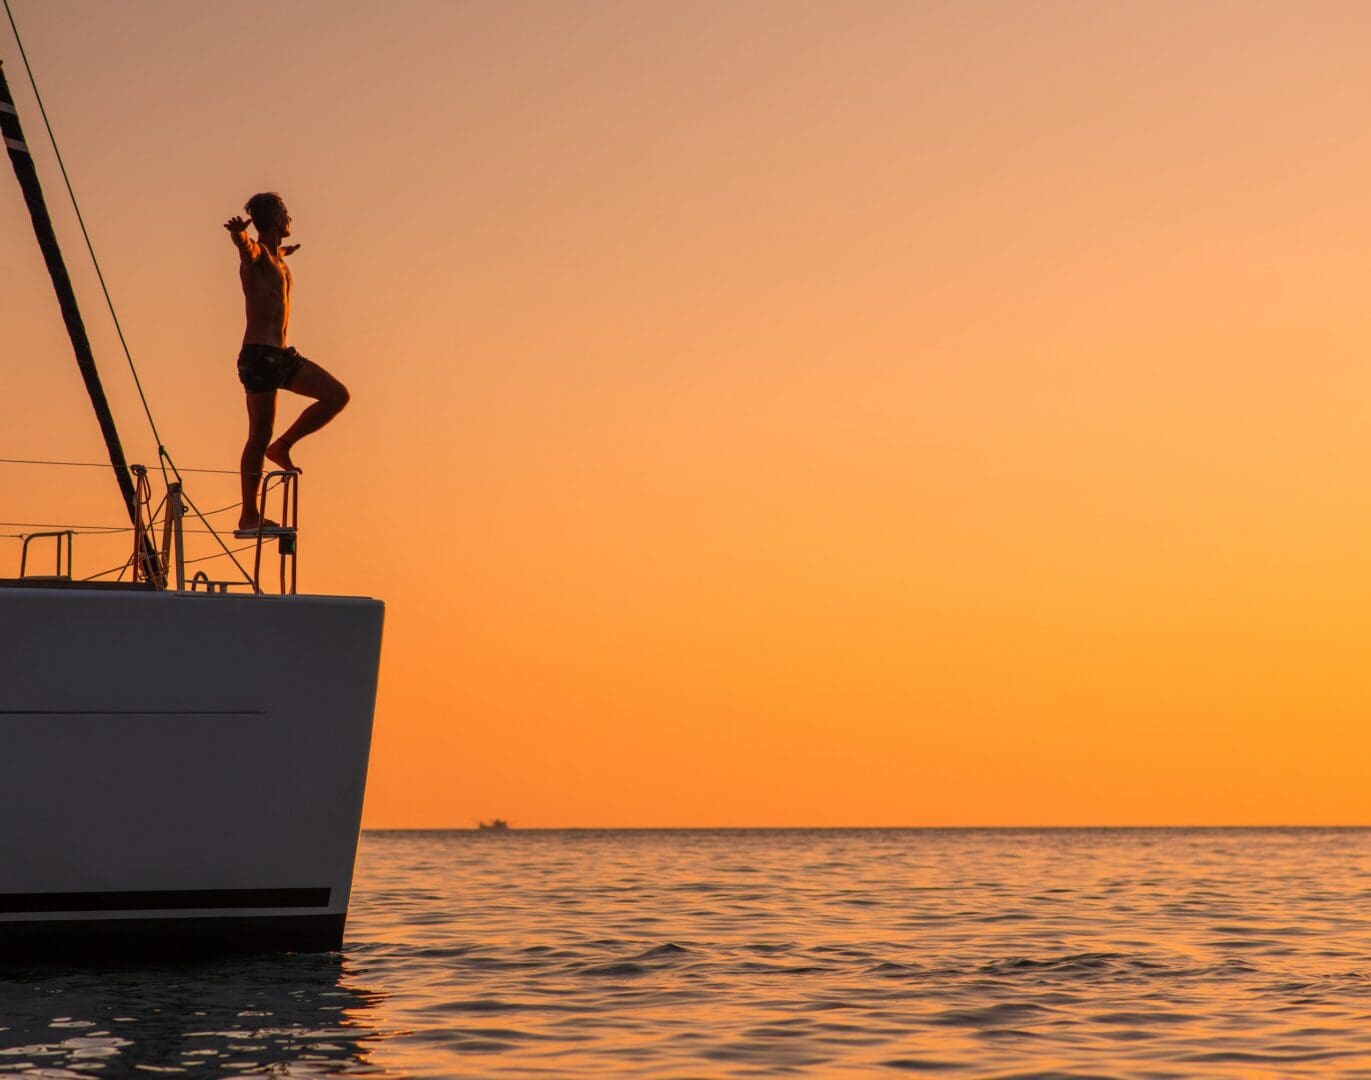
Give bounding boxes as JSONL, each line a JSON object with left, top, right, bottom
{"left": 1, "top": 829, "right": 1369, "bottom": 1078}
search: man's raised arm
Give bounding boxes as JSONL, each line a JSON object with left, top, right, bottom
{"left": 223, "top": 215, "right": 260, "bottom": 261}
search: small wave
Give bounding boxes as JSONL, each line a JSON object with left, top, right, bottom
{"left": 883, "top": 1058, "right": 963, "bottom": 1071}
{"left": 1201, "top": 937, "right": 1285, "bottom": 950}
{"left": 1210, "top": 923, "right": 1313, "bottom": 936}
{"left": 700, "top": 1043, "right": 829, "bottom": 1067}
{"left": 868, "top": 960, "right": 926, "bottom": 978}
{"left": 1191, "top": 958, "right": 1260, "bottom": 977}
{"left": 1090, "top": 1010, "right": 1193, "bottom": 1026}
{"left": 930, "top": 1002, "right": 1054, "bottom": 1028}
{"left": 733, "top": 961, "right": 836, "bottom": 976}
{"left": 422, "top": 998, "right": 529, "bottom": 1013}
{"left": 442, "top": 1037, "right": 517, "bottom": 1052}
{"left": 630, "top": 943, "right": 692, "bottom": 960}
{"left": 979, "top": 953, "right": 1128, "bottom": 976}
{"left": 436, "top": 1026, "right": 553, "bottom": 1042}
{"left": 1183, "top": 1048, "right": 1358, "bottom": 1064}
{"left": 577, "top": 961, "right": 649, "bottom": 977}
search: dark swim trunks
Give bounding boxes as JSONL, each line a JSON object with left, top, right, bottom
{"left": 237, "top": 344, "right": 304, "bottom": 393}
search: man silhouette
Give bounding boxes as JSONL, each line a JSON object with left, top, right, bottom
{"left": 225, "top": 192, "right": 349, "bottom": 534}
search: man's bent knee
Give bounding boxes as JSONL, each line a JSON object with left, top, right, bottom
{"left": 331, "top": 383, "right": 351, "bottom": 410}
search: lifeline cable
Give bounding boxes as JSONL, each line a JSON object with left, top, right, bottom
{"left": 0, "top": 498, "right": 258, "bottom": 536}
{"left": 83, "top": 542, "right": 256, "bottom": 583}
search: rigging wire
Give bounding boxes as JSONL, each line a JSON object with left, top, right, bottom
{"left": 82, "top": 542, "right": 257, "bottom": 583}
{"left": 0, "top": 522, "right": 128, "bottom": 535}
{"left": 71, "top": 481, "right": 291, "bottom": 579}
{"left": 0, "top": 457, "right": 239, "bottom": 475}
{"left": 179, "top": 486, "right": 257, "bottom": 585}
{"left": 3, "top": 0, "right": 256, "bottom": 578}
{"left": 0, "top": 498, "right": 248, "bottom": 537}
{"left": 3, "top": 0, "right": 172, "bottom": 483}
{"left": 181, "top": 497, "right": 242, "bottom": 519}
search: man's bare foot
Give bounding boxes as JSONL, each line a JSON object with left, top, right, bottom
{"left": 236, "top": 516, "right": 281, "bottom": 532}
{"left": 265, "top": 439, "right": 299, "bottom": 473}
{"left": 234, "top": 516, "right": 284, "bottom": 538}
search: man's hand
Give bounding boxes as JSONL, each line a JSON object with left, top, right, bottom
{"left": 282, "top": 243, "right": 301, "bottom": 256}
{"left": 224, "top": 215, "right": 251, "bottom": 234}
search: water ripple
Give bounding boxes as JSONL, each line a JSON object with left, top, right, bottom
{"left": 2, "top": 828, "right": 1370, "bottom": 1076}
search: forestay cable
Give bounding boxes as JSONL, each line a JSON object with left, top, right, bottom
{"left": 0, "top": 457, "right": 238, "bottom": 475}
{"left": 3, "top": 0, "right": 172, "bottom": 477}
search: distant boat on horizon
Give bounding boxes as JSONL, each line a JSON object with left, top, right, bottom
{"left": 477, "top": 819, "right": 511, "bottom": 831}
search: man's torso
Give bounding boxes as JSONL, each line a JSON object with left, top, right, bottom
{"left": 240, "top": 247, "right": 292, "bottom": 347}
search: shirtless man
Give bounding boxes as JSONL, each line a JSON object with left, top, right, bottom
{"left": 224, "top": 192, "right": 349, "bottom": 534}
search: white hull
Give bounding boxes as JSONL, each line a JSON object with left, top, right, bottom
{"left": 0, "top": 584, "right": 383, "bottom": 960}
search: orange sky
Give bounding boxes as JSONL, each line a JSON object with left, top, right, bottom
{"left": 4, "top": 1, "right": 1371, "bottom": 826}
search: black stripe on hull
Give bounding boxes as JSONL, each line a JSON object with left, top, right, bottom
{"left": 0, "top": 888, "right": 330, "bottom": 913}
{"left": 0, "top": 912, "right": 346, "bottom": 963}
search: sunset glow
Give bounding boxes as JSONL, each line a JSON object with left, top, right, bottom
{"left": 3, "top": 1, "right": 1370, "bottom": 826}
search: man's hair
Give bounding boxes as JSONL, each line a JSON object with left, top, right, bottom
{"left": 244, "top": 191, "right": 284, "bottom": 228}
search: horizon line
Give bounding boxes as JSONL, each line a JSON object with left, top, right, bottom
{"left": 361, "top": 823, "right": 1371, "bottom": 832}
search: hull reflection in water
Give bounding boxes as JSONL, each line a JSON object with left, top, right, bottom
{"left": 0, "top": 952, "right": 383, "bottom": 1075}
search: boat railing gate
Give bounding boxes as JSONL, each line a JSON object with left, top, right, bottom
{"left": 246, "top": 469, "right": 299, "bottom": 596}
{"left": 19, "top": 530, "right": 74, "bottom": 580}
{"left": 128, "top": 465, "right": 300, "bottom": 596}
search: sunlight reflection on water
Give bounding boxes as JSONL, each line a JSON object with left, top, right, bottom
{"left": 2, "top": 829, "right": 1370, "bottom": 1077}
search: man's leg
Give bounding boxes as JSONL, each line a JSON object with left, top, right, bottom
{"left": 266, "top": 358, "right": 350, "bottom": 474}
{"left": 240, "top": 390, "right": 277, "bottom": 529}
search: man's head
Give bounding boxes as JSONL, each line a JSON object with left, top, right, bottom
{"left": 244, "top": 192, "right": 291, "bottom": 238}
